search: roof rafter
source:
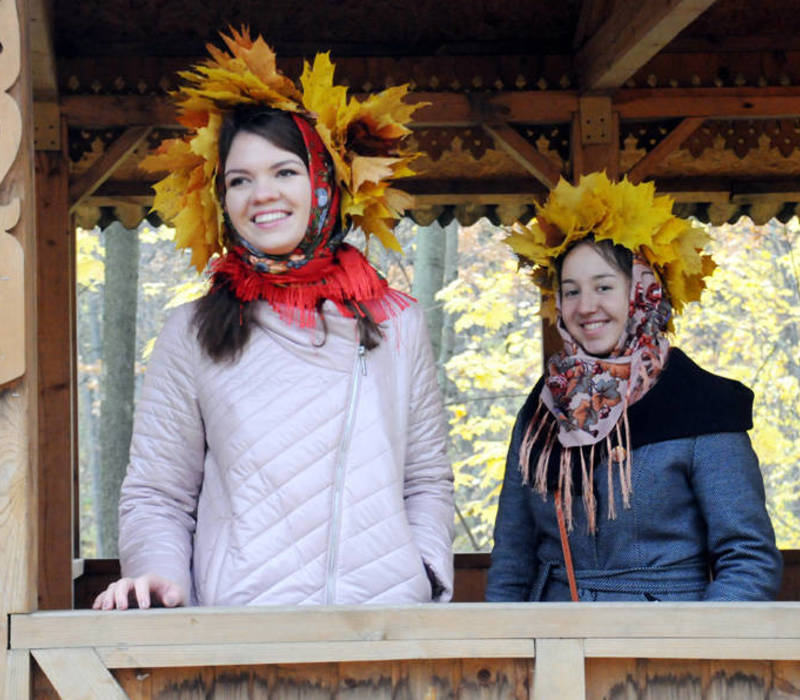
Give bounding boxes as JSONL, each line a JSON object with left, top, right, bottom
{"left": 575, "top": 0, "right": 719, "bottom": 92}
{"left": 482, "top": 124, "right": 562, "bottom": 189}
{"left": 626, "top": 117, "right": 705, "bottom": 184}
{"left": 68, "top": 126, "right": 152, "bottom": 211}
{"left": 30, "top": 0, "right": 58, "bottom": 100}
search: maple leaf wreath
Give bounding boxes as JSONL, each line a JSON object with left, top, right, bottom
{"left": 504, "top": 172, "right": 717, "bottom": 329}
{"left": 141, "top": 27, "right": 425, "bottom": 273}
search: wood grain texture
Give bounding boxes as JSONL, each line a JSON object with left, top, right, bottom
{"left": 534, "top": 639, "right": 585, "bottom": 700}
{"left": 576, "top": 0, "right": 718, "bottom": 90}
{"left": 33, "top": 648, "right": 127, "bottom": 699}
{"left": 12, "top": 604, "right": 800, "bottom": 649}
{"left": 35, "top": 148, "right": 73, "bottom": 610}
{"left": 585, "top": 657, "right": 800, "bottom": 700}
{"left": 98, "top": 638, "right": 535, "bottom": 668}
{"left": 572, "top": 110, "right": 620, "bottom": 180}
{"left": 0, "top": 232, "right": 26, "bottom": 386}
{"left": 585, "top": 637, "right": 800, "bottom": 660}
{"left": 4, "top": 649, "right": 31, "bottom": 699}
{"left": 1, "top": 1, "right": 38, "bottom": 698}
{"left": 68, "top": 126, "right": 152, "bottom": 209}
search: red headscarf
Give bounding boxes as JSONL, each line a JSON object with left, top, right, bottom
{"left": 210, "top": 114, "right": 411, "bottom": 327}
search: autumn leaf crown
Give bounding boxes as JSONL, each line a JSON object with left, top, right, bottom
{"left": 141, "top": 27, "right": 424, "bottom": 272}
{"left": 505, "top": 172, "right": 716, "bottom": 325}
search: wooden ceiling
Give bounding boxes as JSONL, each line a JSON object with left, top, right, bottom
{"left": 32, "top": 0, "right": 800, "bottom": 226}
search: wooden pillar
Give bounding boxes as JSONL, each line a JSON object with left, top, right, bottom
{"left": 571, "top": 96, "right": 620, "bottom": 181}
{"left": 1, "top": 0, "right": 39, "bottom": 696}
{"left": 35, "top": 124, "right": 74, "bottom": 609}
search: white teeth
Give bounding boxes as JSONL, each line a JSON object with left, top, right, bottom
{"left": 583, "top": 321, "right": 606, "bottom": 330}
{"left": 254, "top": 212, "right": 288, "bottom": 224}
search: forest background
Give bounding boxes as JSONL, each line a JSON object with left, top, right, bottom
{"left": 76, "top": 215, "right": 800, "bottom": 556}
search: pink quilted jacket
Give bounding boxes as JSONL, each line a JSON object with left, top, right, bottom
{"left": 119, "top": 299, "right": 454, "bottom": 605}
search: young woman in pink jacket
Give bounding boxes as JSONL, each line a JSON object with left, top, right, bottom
{"left": 92, "top": 30, "right": 454, "bottom": 610}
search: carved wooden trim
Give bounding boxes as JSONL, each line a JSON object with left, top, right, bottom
{"left": 68, "top": 126, "right": 152, "bottom": 210}
{"left": 0, "top": 0, "right": 25, "bottom": 389}
{"left": 627, "top": 117, "right": 705, "bottom": 184}
{"left": 482, "top": 124, "right": 562, "bottom": 189}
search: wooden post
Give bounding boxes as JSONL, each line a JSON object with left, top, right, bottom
{"left": 572, "top": 96, "right": 620, "bottom": 181}
{"left": 35, "top": 122, "right": 74, "bottom": 609}
{"left": 1, "top": 0, "right": 39, "bottom": 697}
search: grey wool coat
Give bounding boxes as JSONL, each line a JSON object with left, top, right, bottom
{"left": 486, "top": 348, "right": 783, "bottom": 602}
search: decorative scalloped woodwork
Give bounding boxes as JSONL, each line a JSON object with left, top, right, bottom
{"left": 410, "top": 130, "right": 563, "bottom": 179}
{"left": 0, "top": 0, "right": 25, "bottom": 388}
{"left": 660, "top": 132, "right": 800, "bottom": 178}
{"left": 683, "top": 120, "right": 800, "bottom": 160}
{"left": 616, "top": 119, "right": 800, "bottom": 179}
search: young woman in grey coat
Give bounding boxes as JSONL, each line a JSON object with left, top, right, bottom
{"left": 487, "top": 173, "right": 782, "bottom": 602}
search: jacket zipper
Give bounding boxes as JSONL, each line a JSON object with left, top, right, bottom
{"left": 325, "top": 343, "right": 366, "bottom": 604}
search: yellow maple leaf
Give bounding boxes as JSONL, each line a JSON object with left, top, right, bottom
{"left": 351, "top": 156, "right": 404, "bottom": 192}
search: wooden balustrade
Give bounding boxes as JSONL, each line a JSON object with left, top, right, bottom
{"left": 10, "top": 603, "right": 800, "bottom": 699}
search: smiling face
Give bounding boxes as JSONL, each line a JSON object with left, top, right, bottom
{"left": 559, "top": 242, "right": 631, "bottom": 356}
{"left": 223, "top": 130, "right": 312, "bottom": 256}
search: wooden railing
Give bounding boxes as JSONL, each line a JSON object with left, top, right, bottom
{"left": 9, "top": 603, "right": 800, "bottom": 699}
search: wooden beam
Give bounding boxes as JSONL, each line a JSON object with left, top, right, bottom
{"left": 410, "top": 194, "right": 538, "bottom": 208}
{"left": 584, "top": 637, "right": 800, "bottom": 660}
{"left": 68, "top": 126, "right": 152, "bottom": 210}
{"left": 12, "top": 604, "right": 800, "bottom": 650}
{"left": 98, "top": 639, "right": 536, "bottom": 669}
{"left": 576, "top": 0, "right": 719, "bottom": 91}
{"left": 534, "top": 639, "right": 585, "bottom": 700}
{"left": 35, "top": 140, "right": 74, "bottom": 610}
{"left": 482, "top": 124, "right": 562, "bottom": 189}
{"left": 59, "top": 92, "right": 582, "bottom": 129}
{"left": 58, "top": 87, "right": 800, "bottom": 133}
{"left": 572, "top": 0, "right": 611, "bottom": 51}
{"left": 29, "top": 0, "right": 57, "bottom": 101}
{"left": 615, "top": 87, "right": 800, "bottom": 119}
{"left": 33, "top": 648, "right": 127, "bottom": 700}
{"left": 4, "top": 650, "right": 30, "bottom": 698}
{"left": 571, "top": 106, "right": 620, "bottom": 181}
{"left": 626, "top": 117, "right": 705, "bottom": 183}
{"left": 59, "top": 94, "right": 178, "bottom": 128}
{"left": 655, "top": 176, "right": 800, "bottom": 200}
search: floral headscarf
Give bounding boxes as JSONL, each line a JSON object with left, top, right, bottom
{"left": 520, "top": 252, "right": 672, "bottom": 532}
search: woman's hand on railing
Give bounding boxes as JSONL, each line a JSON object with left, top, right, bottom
{"left": 92, "top": 573, "right": 187, "bottom": 610}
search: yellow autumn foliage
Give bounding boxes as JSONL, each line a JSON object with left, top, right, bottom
{"left": 142, "top": 29, "right": 424, "bottom": 271}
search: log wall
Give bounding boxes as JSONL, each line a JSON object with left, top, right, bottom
{"left": 1, "top": 0, "right": 38, "bottom": 695}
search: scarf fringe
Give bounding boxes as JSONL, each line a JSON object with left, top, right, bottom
{"left": 211, "top": 245, "right": 413, "bottom": 327}
{"left": 519, "top": 397, "right": 634, "bottom": 534}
